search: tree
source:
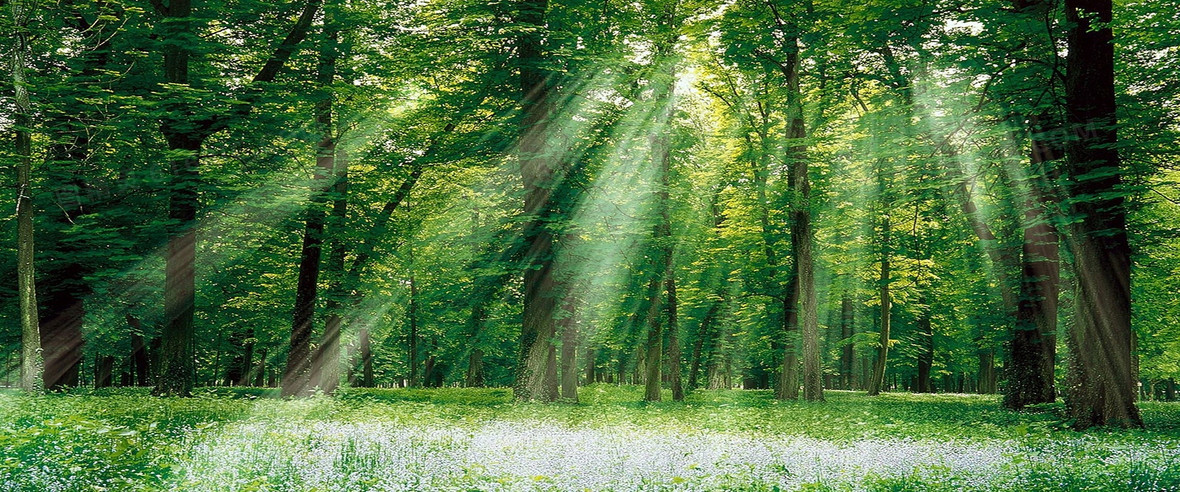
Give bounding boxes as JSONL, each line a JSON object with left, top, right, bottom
{"left": 8, "top": 0, "right": 41, "bottom": 393}
{"left": 283, "top": 0, "right": 340, "bottom": 397}
{"left": 153, "top": 0, "right": 320, "bottom": 396}
{"left": 1062, "top": 0, "right": 1142, "bottom": 428}
{"left": 768, "top": 0, "right": 823, "bottom": 402}
{"left": 514, "top": 0, "right": 560, "bottom": 402}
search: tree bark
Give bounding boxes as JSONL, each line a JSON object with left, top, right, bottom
{"left": 916, "top": 296, "right": 933, "bottom": 393}
{"left": 839, "top": 292, "right": 854, "bottom": 390}
{"left": 282, "top": 3, "right": 338, "bottom": 397}
{"left": 126, "top": 315, "right": 152, "bottom": 387}
{"left": 11, "top": 0, "right": 42, "bottom": 394}
{"left": 643, "top": 276, "right": 663, "bottom": 402}
{"left": 513, "top": 0, "right": 559, "bottom": 402}
{"left": 310, "top": 3, "right": 345, "bottom": 396}
{"left": 408, "top": 260, "right": 420, "bottom": 387}
{"left": 583, "top": 347, "right": 597, "bottom": 384}
{"left": 787, "top": 64, "right": 822, "bottom": 403}
{"left": 868, "top": 218, "right": 891, "bottom": 396}
{"left": 560, "top": 292, "right": 579, "bottom": 401}
{"left": 1062, "top": 0, "right": 1140, "bottom": 429}
{"left": 1001, "top": 0, "right": 1064, "bottom": 410}
{"left": 666, "top": 269, "right": 683, "bottom": 401}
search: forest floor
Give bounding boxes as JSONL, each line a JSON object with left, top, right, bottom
{"left": 0, "top": 385, "right": 1177, "bottom": 491}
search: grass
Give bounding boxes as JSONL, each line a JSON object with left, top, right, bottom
{"left": 0, "top": 385, "right": 1177, "bottom": 491}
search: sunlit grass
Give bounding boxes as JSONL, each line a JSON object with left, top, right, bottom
{"left": 1, "top": 386, "right": 1177, "bottom": 491}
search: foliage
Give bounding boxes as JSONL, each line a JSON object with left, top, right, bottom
{"left": 0, "top": 388, "right": 1178, "bottom": 490}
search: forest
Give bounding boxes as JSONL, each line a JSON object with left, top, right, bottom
{"left": 2, "top": 0, "right": 1179, "bottom": 489}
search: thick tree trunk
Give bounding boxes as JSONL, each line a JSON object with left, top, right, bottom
{"left": 776, "top": 283, "right": 800, "bottom": 399}
{"left": 156, "top": 135, "right": 200, "bottom": 397}
{"left": 977, "top": 348, "right": 997, "bottom": 394}
{"left": 514, "top": 0, "right": 559, "bottom": 402}
{"left": 643, "top": 276, "right": 663, "bottom": 402}
{"left": 1006, "top": 188, "right": 1060, "bottom": 408}
{"left": 153, "top": 0, "right": 200, "bottom": 397}
{"left": 1004, "top": 0, "right": 1063, "bottom": 407}
{"left": 788, "top": 91, "right": 822, "bottom": 403}
{"left": 466, "top": 348, "right": 485, "bottom": 387}
{"left": 1062, "top": 0, "right": 1141, "bottom": 429}
{"left": 39, "top": 289, "right": 83, "bottom": 389}
{"left": 666, "top": 272, "right": 683, "bottom": 401}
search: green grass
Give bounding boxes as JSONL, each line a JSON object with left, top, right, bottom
{"left": 0, "top": 385, "right": 1177, "bottom": 491}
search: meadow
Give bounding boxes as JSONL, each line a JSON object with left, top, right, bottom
{"left": 0, "top": 386, "right": 1177, "bottom": 491}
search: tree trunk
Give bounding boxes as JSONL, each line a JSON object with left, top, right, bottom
{"left": 408, "top": 265, "right": 420, "bottom": 387}
{"left": 560, "top": 294, "right": 579, "bottom": 401}
{"left": 643, "top": 276, "right": 663, "bottom": 402}
{"left": 466, "top": 348, "right": 485, "bottom": 387}
{"left": 916, "top": 295, "right": 933, "bottom": 393}
{"left": 1062, "top": 0, "right": 1141, "bottom": 429}
{"left": 153, "top": 0, "right": 200, "bottom": 398}
{"left": 1003, "top": 0, "right": 1064, "bottom": 409}
{"left": 39, "top": 288, "right": 84, "bottom": 389}
{"left": 513, "top": 0, "right": 559, "bottom": 403}
{"left": 840, "top": 292, "right": 854, "bottom": 390}
{"left": 127, "top": 315, "right": 152, "bottom": 387}
{"left": 786, "top": 65, "right": 822, "bottom": 403}
{"left": 94, "top": 355, "right": 114, "bottom": 388}
{"left": 776, "top": 285, "right": 800, "bottom": 399}
{"left": 230, "top": 329, "right": 254, "bottom": 386}
{"left": 359, "top": 328, "right": 373, "bottom": 387}
{"left": 1006, "top": 186, "right": 1060, "bottom": 408}
{"left": 868, "top": 233, "right": 891, "bottom": 396}
{"left": 11, "top": 0, "right": 42, "bottom": 394}
{"left": 666, "top": 271, "right": 683, "bottom": 401}
{"left": 583, "top": 347, "right": 597, "bottom": 384}
{"left": 282, "top": 6, "right": 338, "bottom": 397}
{"left": 977, "top": 348, "right": 997, "bottom": 394}
{"left": 311, "top": 5, "right": 344, "bottom": 396}
{"left": 253, "top": 347, "right": 267, "bottom": 387}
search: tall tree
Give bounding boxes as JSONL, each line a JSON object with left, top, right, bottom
{"left": 1001, "top": 0, "right": 1063, "bottom": 410}
{"left": 867, "top": 161, "right": 892, "bottom": 396}
{"left": 514, "top": 0, "right": 560, "bottom": 402}
{"left": 283, "top": 1, "right": 340, "bottom": 397}
{"left": 769, "top": 1, "right": 823, "bottom": 402}
{"left": 9, "top": 0, "right": 42, "bottom": 393}
{"left": 1062, "top": 0, "right": 1142, "bottom": 428}
{"left": 153, "top": 0, "right": 320, "bottom": 396}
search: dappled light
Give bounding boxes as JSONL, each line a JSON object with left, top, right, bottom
{"left": 2, "top": 0, "right": 1179, "bottom": 488}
